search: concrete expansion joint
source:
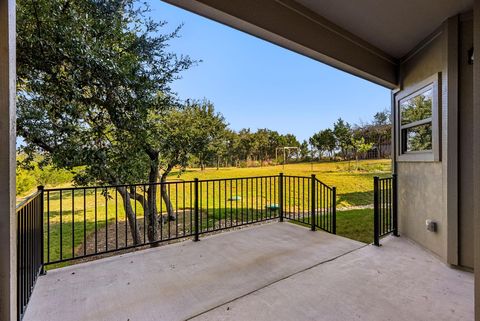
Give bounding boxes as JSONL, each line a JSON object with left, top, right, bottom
{"left": 184, "top": 244, "right": 369, "bottom": 321}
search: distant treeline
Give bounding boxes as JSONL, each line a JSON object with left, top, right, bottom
{"left": 192, "top": 110, "right": 392, "bottom": 168}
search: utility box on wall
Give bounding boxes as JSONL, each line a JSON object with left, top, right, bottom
{"left": 426, "top": 219, "right": 438, "bottom": 232}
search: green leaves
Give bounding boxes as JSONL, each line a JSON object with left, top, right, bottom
{"left": 155, "top": 100, "right": 227, "bottom": 172}
{"left": 310, "top": 128, "right": 336, "bottom": 158}
{"left": 400, "top": 89, "right": 432, "bottom": 125}
{"left": 351, "top": 137, "right": 374, "bottom": 154}
{"left": 16, "top": 0, "right": 195, "bottom": 186}
{"left": 333, "top": 118, "right": 352, "bottom": 153}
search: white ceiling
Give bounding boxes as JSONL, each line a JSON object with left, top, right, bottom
{"left": 295, "top": 0, "right": 473, "bottom": 58}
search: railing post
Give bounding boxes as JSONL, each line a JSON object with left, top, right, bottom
{"left": 279, "top": 173, "right": 284, "bottom": 222}
{"left": 194, "top": 178, "right": 200, "bottom": 242}
{"left": 332, "top": 187, "right": 337, "bottom": 234}
{"left": 310, "top": 175, "right": 316, "bottom": 231}
{"left": 373, "top": 176, "right": 380, "bottom": 246}
{"left": 38, "top": 186, "right": 46, "bottom": 275}
{"left": 392, "top": 174, "right": 399, "bottom": 237}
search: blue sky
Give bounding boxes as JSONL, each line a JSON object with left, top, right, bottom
{"left": 150, "top": 1, "right": 391, "bottom": 142}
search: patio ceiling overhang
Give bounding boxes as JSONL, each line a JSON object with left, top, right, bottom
{"left": 163, "top": 0, "right": 473, "bottom": 89}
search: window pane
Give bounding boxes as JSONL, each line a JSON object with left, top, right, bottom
{"left": 400, "top": 87, "right": 432, "bottom": 125}
{"left": 402, "top": 123, "right": 432, "bottom": 152}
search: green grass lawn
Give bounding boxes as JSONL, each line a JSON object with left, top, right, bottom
{"left": 287, "top": 208, "right": 374, "bottom": 244}
{"left": 38, "top": 159, "right": 389, "bottom": 269}
{"left": 336, "top": 209, "right": 374, "bottom": 244}
{"left": 173, "top": 159, "right": 391, "bottom": 208}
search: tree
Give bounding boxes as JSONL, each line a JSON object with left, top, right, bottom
{"left": 321, "top": 129, "right": 336, "bottom": 159}
{"left": 209, "top": 129, "right": 231, "bottom": 169}
{"left": 309, "top": 132, "right": 325, "bottom": 159}
{"left": 373, "top": 109, "right": 391, "bottom": 126}
{"left": 155, "top": 100, "right": 227, "bottom": 215}
{"left": 351, "top": 137, "right": 374, "bottom": 169}
{"left": 17, "top": 0, "right": 199, "bottom": 244}
{"left": 253, "top": 129, "right": 272, "bottom": 164}
{"left": 280, "top": 134, "right": 300, "bottom": 148}
{"left": 309, "top": 129, "right": 336, "bottom": 160}
{"left": 401, "top": 95, "right": 432, "bottom": 151}
{"left": 299, "top": 140, "right": 310, "bottom": 160}
{"left": 278, "top": 134, "right": 300, "bottom": 162}
{"left": 359, "top": 109, "right": 392, "bottom": 158}
{"left": 267, "top": 130, "right": 282, "bottom": 160}
{"left": 235, "top": 129, "right": 255, "bottom": 163}
{"left": 222, "top": 129, "right": 239, "bottom": 167}
{"left": 333, "top": 118, "right": 352, "bottom": 159}
{"left": 180, "top": 101, "right": 229, "bottom": 170}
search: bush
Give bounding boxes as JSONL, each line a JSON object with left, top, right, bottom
{"left": 16, "top": 167, "right": 37, "bottom": 196}
{"left": 238, "top": 161, "right": 248, "bottom": 168}
{"left": 16, "top": 156, "right": 75, "bottom": 197}
{"left": 34, "top": 165, "right": 73, "bottom": 187}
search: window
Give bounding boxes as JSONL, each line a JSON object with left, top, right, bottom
{"left": 395, "top": 74, "right": 440, "bottom": 161}
{"left": 400, "top": 87, "right": 433, "bottom": 153}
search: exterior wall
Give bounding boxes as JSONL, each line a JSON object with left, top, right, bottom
{"left": 397, "top": 16, "right": 476, "bottom": 268}
{"left": 458, "top": 17, "right": 474, "bottom": 269}
{"left": 397, "top": 162, "right": 446, "bottom": 258}
{"left": 396, "top": 25, "right": 452, "bottom": 262}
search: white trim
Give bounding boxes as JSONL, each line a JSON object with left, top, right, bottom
{"left": 395, "top": 73, "right": 442, "bottom": 162}
{"left": 401, "top": 117, "right": 433, "bottom": 130}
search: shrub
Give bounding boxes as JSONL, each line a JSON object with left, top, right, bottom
{"left": 16, "top": 167, "right": 37, "bottom": 196}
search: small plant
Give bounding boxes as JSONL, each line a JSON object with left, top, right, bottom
{"left": 351, "top": 137, "right": 374, "bottom": 170}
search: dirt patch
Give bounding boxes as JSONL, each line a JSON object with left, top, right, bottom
{"left": 74, "top": 209, "right": 277, "bottom": 260}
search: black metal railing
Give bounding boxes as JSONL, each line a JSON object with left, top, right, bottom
{"left": 373, "top": 174, "right": 398, "bottom": 246}
{"left": 16, "top": 174, "right": 337, "bottom": 318}
{"left": 42, "top": 174, "right": 336, "bottom": 266}
{"left": 17, "top": 187, "right": 44, "bottom": 320}
{"left": 282, "top": 174, "right": 336, "bottom": 233}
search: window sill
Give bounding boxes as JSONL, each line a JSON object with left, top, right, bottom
{"left": 397, "top": 152, "right": 439, "bottom": 162}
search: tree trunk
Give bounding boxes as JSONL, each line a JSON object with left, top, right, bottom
{"left": 128, "top": 186, "right": 159, "bottom": 244}
{"left": 376, "top": 136, "right": 380, "bottom": 159}
{"left": 160, "top": 166, "right": 175, "bottom": 223}
{"left": 139, "top": 153, "right": 161, "bottom": 243}
{"left": 146, "top": 163, "right": 160, "bottom": 242}
{"left": 116, "top": 186, "right": 142, "bottom": 245}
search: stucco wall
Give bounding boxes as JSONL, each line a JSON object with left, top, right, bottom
{"left": 398, "top": 162, "right": 446, "bottom": 258}
{"left": 397, "top": 29, "right": 449, "bottom": 261}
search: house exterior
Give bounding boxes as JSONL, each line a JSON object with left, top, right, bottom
{"left": 1, "top": 0, "right": 480, "bottom": 320}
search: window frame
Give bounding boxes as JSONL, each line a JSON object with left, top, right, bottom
{"left": 395, "top": 73, "right": 441, "bottom": 162}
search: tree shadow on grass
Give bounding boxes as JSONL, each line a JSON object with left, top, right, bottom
{"left": 44, "top": 206, "right": 283, "bottom": 267}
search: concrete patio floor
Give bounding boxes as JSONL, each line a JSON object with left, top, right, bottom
{"left": 24, "top": 222, "right": 473, "bottom": 321}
